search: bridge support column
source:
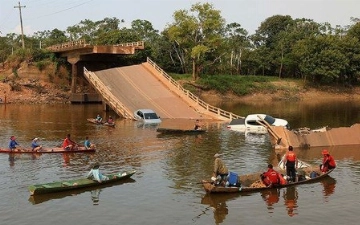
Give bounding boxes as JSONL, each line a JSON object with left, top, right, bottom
{"left": 68, "top": 57, "right": 80, "bottom": 93}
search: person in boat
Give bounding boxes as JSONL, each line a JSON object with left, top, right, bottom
{"left": 320, "top": 149, "right": 336, "bottom": 173}
{"left": 8, "top": 136, "right": 20, "bottom": 151}
{"left": 107, "top": 116, "right": 114, "bottom": 124}
{"left": 87, "top": 162, "right": 109, "bottom": 183}
{"left": 62, "top": 134, "right": 77, "bottom": 151}
{"left": 211, "top": 153, "right": 228, "bottom": 186}
{"left": 95, "top": 114, "right": 103, "bottom": 123}
{"left": 31, "top": 137, "right": 42, "bottom": 151}
{"left": 194, "top": 119, "right": 202, "bottom": 130}
{"left": 84, "top": 136, "right": 95, "bottom": 150}
{"left": 283, "top": 146, "right": 298, "bottom": 182}
{"left": 261, "top": 164, "right": 282, "bottom": 187}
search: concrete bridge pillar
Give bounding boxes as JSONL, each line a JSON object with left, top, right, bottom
{"left": 68, "top": 57, "right": 80, "bottom": 93}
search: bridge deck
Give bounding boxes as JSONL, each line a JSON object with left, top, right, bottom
{"left": 93, "top": 65, "right": 207, "bottom": 119}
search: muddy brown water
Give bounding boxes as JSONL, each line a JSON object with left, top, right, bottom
{"left": 0, "top": 101, "right": 359, "bottom": 225}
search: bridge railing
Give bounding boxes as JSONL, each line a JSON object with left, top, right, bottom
{"left": 84, "top": 67, "right": 134, "bottom": 119}
{"left": 47, "top": 40, "right": 144, "bottom": 52}
{"left": 47, "top": 39, "right": 89, "bottom": 51}
{"left": 146, "top": 57, "right": 243, "bottom": 120}
{"left": 115, "top": 41, "right": 145, "bottom": 49}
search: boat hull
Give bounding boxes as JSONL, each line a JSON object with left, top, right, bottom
{"left": 0, "top": 146, "right": 95, "bottom": 154}
{"left": 202, "top": 169, "right": 333, "bottom": 193}
{"left": 28, "top": 170, "right": 136, "bottom": 195}
{"left": 87, "top": 118, "right": 115, "bottom": 127}
{"left": 156, "top": 128, "right": 206, "bottom": 134}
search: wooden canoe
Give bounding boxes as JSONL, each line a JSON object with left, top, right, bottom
{"left": 156, "top": 127, "right": 206, "bottom": 134}
{"left": 29, "top": 178, "right": 136, "bottom": 205}
{"left": 202, "top": 169, "right": 334, "bottom": 193}
{"left": 0, "top": 146, "right": 95, "bottom": 154}
{"left": 87, "top": 118, "right": 115, "bottom": 127}
{"left": 28, "top": 169, "right": 136, "bottom": 195}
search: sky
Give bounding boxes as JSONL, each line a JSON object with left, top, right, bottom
{"left": 1, "top": 0, "right": 359, "bottom": 36}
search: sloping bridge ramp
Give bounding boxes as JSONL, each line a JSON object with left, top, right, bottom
{"left": 84, "top": 60, "right": 241, "bottom": 121}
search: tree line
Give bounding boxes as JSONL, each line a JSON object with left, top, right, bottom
{"left": 1, "top": 2, "right": 360, "bottom": 86}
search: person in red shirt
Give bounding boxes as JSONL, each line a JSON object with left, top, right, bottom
{"left": 261, "top": 164, "right": 282, "bottom": 187}
{"left": 283, "top": 146, "right": 298, "bottom": 182}
{"left": 321, "top": 149, "right": 336, "bottom": 173}
{"left": 62, "top": 134, "right": 77, "bottom": 150}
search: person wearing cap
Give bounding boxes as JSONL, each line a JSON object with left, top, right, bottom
{"left": 87, "top": 162, "right": 109, "bottom": 183}
{"left": 283, "top": 146, "right": 298, "bottom": 182}
{"left": 211, "top": 153, "right": 229, "bottom": 186}
{"left": 320, "top": 149, "right": 336, "bottom": 173}
{"left": 31, "top": 138, "right": 42, "bottom": 151}
{"left": 8, "top": 136, "right": 20, "bottom": 151}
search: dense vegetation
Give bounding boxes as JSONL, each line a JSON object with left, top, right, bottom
{"left": 1, "top": 2, "right": 360, "bottom": 90}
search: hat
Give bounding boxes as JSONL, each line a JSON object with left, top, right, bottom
{"left": 33, "top": 138, "right": 39, "bottom": 141}
{"left": 322, "top": 149, "right": 329, "bottom": 155}
{"left": 214, "top": 153, "right": 223, "bottom": 158}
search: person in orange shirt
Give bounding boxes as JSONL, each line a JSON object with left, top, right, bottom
{"left": 284, "top": 146, "right": 298, "bottom": 182}
{"left": 320, "top": 149, "right": 336, "bottom": 173}
{"left": 62, "top": 134, "right": 77, "bottom": 150}
{"left": 261, "top": 164, "right": 282, "bottom": 187}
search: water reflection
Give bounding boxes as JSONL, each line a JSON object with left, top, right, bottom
{"left": 320, "top": 176, "right": 337, "bottom": 200}
{"left": 200, "top": 194, "right": 238, "bottom": 224}
{"left": 91, "top": 189, "right": 101, "bottom": 205}
{"left": 282, "top": 186, "right": 298, "bottom": 217}
{"left": 261, "top": 189, "right": 280, "bottom": 210}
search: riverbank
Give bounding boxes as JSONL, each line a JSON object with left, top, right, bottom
{"left": 1, "top": 78, "right": 360, "bottom": 105}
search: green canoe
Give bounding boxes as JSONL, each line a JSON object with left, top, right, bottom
{"left": 28, "top": 169, "right": 136, "bottom": 195}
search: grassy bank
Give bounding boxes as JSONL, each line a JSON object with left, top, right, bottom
{"left": 169, "top": 73, "right": 303, "bottom": 96}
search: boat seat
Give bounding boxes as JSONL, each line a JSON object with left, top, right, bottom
{"left": 62, "top": 182, "right": 72, "bottom": 186}
{"left": 42, "top": 184, "right": 53, "bottom": 188}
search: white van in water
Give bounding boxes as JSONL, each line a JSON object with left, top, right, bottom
{"left": 227, "top": 114, "right": 289, "bottom": 134}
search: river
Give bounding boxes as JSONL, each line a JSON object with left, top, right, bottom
{"left": 0, "top": 100, "right": 359, "bottom": 225}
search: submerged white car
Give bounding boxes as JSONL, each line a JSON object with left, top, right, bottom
{"left": 227, "top": 114, "right": 289, "bottom": 134}
{"left": 134, "top": 109, "right": 161, "bottom": 124}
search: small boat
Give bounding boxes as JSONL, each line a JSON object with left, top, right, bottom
{"left": 156, "top": 127, "right": 206, "bottom": 134}
{"left": 202, "top": 169, "right": 334, "bottom": 193}
{"left": 87, "top": 118, "right": 115, "bottom": 127}
{"left": 28, "top": 178, "right": 136, "bottom": 205}
{"left": 28, "top": 169, "right": 136, "bottom": 195}
{"left": 0, "top": 146, "right": 95, "bottom": 154}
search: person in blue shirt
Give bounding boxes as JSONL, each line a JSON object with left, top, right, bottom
{"left": 84, "top": 136, "right": 95, "bottom": 149}
{"left": 87, "top": 162, "right": 108, "bottom": 183}
{"left": 9, "top": 136, "right": 20, "bottom": 151}
{"left": 31, "top": 137, "right": 42, "bottom": 151}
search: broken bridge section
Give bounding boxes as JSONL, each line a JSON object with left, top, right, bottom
{"left": 84, "top": 59, "right": 242, "bottom": 121}
{"left": 267, "top": 124, "right": 360, "bottom": 150}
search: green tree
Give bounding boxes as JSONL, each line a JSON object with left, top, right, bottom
{"left": 165, "top": 2, "right": 226, "bottom": 80}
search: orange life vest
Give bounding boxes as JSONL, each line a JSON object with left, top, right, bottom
{"left": 286, "top": 152, "right": 296, "bottom": 162}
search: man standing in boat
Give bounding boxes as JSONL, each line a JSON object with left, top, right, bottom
{"left": 211, "top": 153, "right": 228, "bottom": 186}
{"left": 284, "top": 146, "right": 298, "bottom": 182}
